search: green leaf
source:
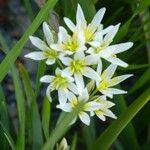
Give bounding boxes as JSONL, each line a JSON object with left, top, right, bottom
{"left": 0, "top": 86, "right": 11, "bottom": 150}
{"left": 129, "top": 68, "right": 150, "bottom": 94}
{"left": 12, "top": 66, "right": 25, "bottom": 150}
{"left": 35, "top": 60, "right": 46, "bottom": 98}
{"left": 42, "top": 97, "right": 51, "bottom": 140}
{"left": 0, "top": 0, "right": 58, "bottom": 81}
{"left": 42, "top": 102, "right": 84, "bottom": 150}
{"left": 0, "top": 121, "right": 15, "bottom": 150}
{"left": 70, "top": 133, "right": 77, "bottom": 150}
{"left": 18, "top": 63, "right": 43, "bottom": 149}
{"left": 90, "top": 87, "right": 150, "bottom": 150}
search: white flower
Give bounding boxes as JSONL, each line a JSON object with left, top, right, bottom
{"left": 60, "top": 51, "right": 100, "bottom": 94}
{"left": 56, "top": 138, "right": 69, "bottom": 150}
{"left": 57, "top": 88, "right": 102, "bottom": 126}
{"left": 87, "top": 24, "right": 133, "bottom": 67}
{"left": 91, "top": 95, "right": 116, "bottom": 121}
{"left": 40, "top": 68, "right": 78, "bottom": 105}
{"left": 95, "top": 63, "right": 133, "bottom": 98}
{"left": 25, "top": 22, "right": 63, "bottom": 65}
{"left": 51, "top": 26, "right": 86, "bottom": 55}
{"left": 64, "top": 4, "right": 106, "bottom": 44}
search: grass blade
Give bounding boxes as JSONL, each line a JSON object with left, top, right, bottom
{"left": 0, "top": 121, "right": 15, "bottom": 150}
{"left": 90, "top": 87, "right": 150, "bottom": 150}
{"left": 42, "top": 97, "right": 51, "bottom": 140}
{"left": 129, "top": 68, "right": 150, "bottom": 94}
{"left": 12, "top": 66, "right": 25, "bottom": 150}
{"left": 18, "top": 63, "right": 43, "bottom": 149}
{"left": 0, "top": 0, "right": 58, "bottom": 81}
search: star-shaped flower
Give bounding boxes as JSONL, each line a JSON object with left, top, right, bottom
{"left": 57, "top": 88, "right": 101, "bottom": 125}
{"left": 64, "top": 4, "right": 106, "bottom": 45}
{"left": 87, "top": 24, "right": 133, "bottom": 67}
{"left": 25, "top": 22, "right": 63, "bottom": 65}
{"left": 60, "top": 51, "right": 100, "bottom": 94}
{"left": 51, "top": 26, "right": 86, "bottom": 55}
{"left": 91, "top": 95, "right": 116, "bottom": 121}
{"left": 40, "top": 68, "right": 78, "bottom": 105}
{"left": 95, "top": 63, "right": 133, "bottom": 98}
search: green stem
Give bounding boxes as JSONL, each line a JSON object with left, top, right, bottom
{"left": 57, "top": 59, "right": 64, "bottom": 69}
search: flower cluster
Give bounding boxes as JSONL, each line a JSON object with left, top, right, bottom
{"left": 25, "top": 4, "right": 133, "bottom": 125}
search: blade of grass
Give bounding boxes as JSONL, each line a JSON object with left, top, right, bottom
{"left": 12, "top": 66, "right": 25, "bottom": 150}
{"left": 0, "top": 0, "right": 58, "bottom": 81}
{"left": 70, "top": 133, "right": 77, "bottom": 150}
{"left": 42, "top": 102, "right": 84, "bottom": 150}
{"left": 18, "top": 63, "right": 43, "bottom": 149}
{"left": 90, "top": 87, "right": 150, "bottom": 150}
{"left": 0, "top": 86, "right": 11, "bottom": 150}
{"left": 35, "top": 60, "right": 46, "bottom": 98}
{"left": 0, "top": 121, "right": 15, "bottom": 150}
{"left": 42, "top": 97, "right": 51, "bottom": 140}
{"left": 129, "top": 68, "right": 150, "bottom": 94}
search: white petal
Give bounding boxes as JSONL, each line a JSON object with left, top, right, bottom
{"left": 109, "top": 74, "right": 133, "bottom": 87}
{"left": 86, "top": 47, "right": 95, "bottom": 54}
{"left": 62, "top": 67, "right": 73, "bottom": 76}
{"left": 84, "top": 101, "right": 102, "bottom": 111}
{"left": 68, "top": 83, "right": 79, "bottom": 95}
{"left": 101, "top": 25, "right": 114, "bottom": 35}
{"left": 76, "top": 4, "right": 86, "bottom": 28}
{"left": 58, "top": 26, "right": 69, "bottom": 43}
{"left": 85, "top": 55, "right": 98, "bottom": 65}
{"left": 79, "top": 112, "right": 90, "bottom": 125}
{"left": 67, "top": 91, "right": 77, "bottom": 102}
{"left": 104, "top": 23, "right": 120, "bottom": 44}
{"left": 105, "top": 88, "right": 127, "bottom": 95}
{"left": 64, "top": 17, "right": 76, "bottom": 32}
{"left": 93, "top": 32, "right": 103, "bottom": 43}
{"left": 111, "top": 42, "right": 133, "bottom": 54}
{"left": 74, "top": 51, "right": 85, "bottom": 60}
{"left": 102, "top": 64, "right": 117, "bottom": 80}
{"left": 60, "top": 56, "right": 72, "bottom": 66}
{"left": 40, "top": 75, "right": 54, "bottom": 83}
{"left": 24, "top": 52, "right": 46, "bottom": 60}
{"left": 74, "top": 73, "right": 85, "bottom": 95}
{"left": 97, "top": 59, "right": 102, "bottom": 75}
{"left": 46, "top": 58, "right": 55, "bottom": 65}
{"left": 96, "top": 111, "right": 106, "bottom": 121}
{"left": 56, "top": 103, "right": 72, "bottom": 112}
{"left": 88, "top": 41, "right": 100, "bottom": 47}
{"left": 29, "top": 36, "right": 48, "bottom": 50}
{"left": 46, "top": 85, "right": 53, "bottom": 102}
{"left": 43, "top": 22, "right": 54, "bottom": 46}
{"left": 55, "top": 67, "right": 62, "bottom": 75}
{"left": 79, "top": 88, "right": 89, "bottom": 102}
{"left": 90, "top": 8, "right": 106, "bottom": 29}
{"left": 50, "top": 44, "right": 63, "bottom": 51}
{"left": 58, "top": 90, "right": 68, "bottom": 105}
{"left": 100, "top": 90, "right": 113, "bottom": 98}
{"left": 82, "top": 67, "right": 100, "bottom": 81}
{"left": 77, "top": 30, "right": 85, "bottom": 47}
{"left": 107, "top": 57, "right": 128, "bottom": 67}
{"left": 104, "top": 109, "right": 117, "bottom": 119}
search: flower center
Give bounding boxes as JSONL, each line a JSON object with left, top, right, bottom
{"left": 51, "top": 75, "right": 68, "bottom": 90}
{"left": 98, "top": 80, "right": 108, "bottom": 90}
{"left": 71, "top": 98, "right": 78, "bottom": 108}
{"left": 70, "top": 59, "right": 85, "bottom": 74}
{"left": 44, "top": 49, "right": 58, "bottom": 58}
{"left": 61, "top": 34, "right": 78, "bottom": 52}
{"left": 84, "top": 27, "right": 94, "bottom": 42}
